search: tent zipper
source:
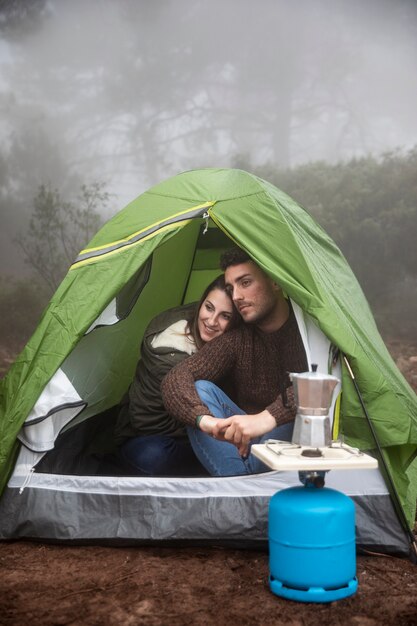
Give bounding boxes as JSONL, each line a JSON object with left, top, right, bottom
{"left": 19, "top": 468, "right": 34, "bottom": 495}
{"left": 202, "top": 212, "right": 210, "bottom": 234}
{"left": 71, "top": 202, "right": 215, "bottom": 270}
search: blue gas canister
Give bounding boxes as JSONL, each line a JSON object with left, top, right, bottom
{"left": 268, "top": 483, "right": 357, "bottom": 603}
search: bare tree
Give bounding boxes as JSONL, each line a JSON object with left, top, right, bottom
{"left": 1, "top": 0, "right": 417, "bottom": 195}
{"left": 16, "top": 182, "right": 109, "bottom": 292}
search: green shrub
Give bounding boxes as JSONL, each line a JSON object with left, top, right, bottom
{"left": 237, "top": 149, "right": 417, "bottom": 337}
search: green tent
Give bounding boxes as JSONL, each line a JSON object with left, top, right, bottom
{"left": 1, "top": 168, "right": 416, "bottom": 549}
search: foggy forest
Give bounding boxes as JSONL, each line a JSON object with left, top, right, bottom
{"left": 1, "top": 5, "right": 417, "bottom": 623}
{"left": 0, "top": 0, "right": 416, "bottom": 353}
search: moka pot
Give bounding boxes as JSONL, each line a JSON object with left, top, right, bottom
{"left": 290, "top": 364, "right": 340, "bottom": 448}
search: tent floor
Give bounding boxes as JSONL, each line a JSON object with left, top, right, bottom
{"left": 35, "top": 407, "right": 209, "bottom": 477}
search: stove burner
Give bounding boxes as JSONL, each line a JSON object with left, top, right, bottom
{"left": 301, "top": 448, "right": 323, "bottom": 458}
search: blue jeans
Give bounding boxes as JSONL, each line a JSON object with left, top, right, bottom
{"left": 119, "top": 434, "right": 208, "bottom": 477}
{"left": 186, "top": 380, "right": 294, "bottom": 477}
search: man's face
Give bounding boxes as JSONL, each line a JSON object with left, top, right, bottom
{"left": 224, "top": 261, "right": 279, "bottom": 325}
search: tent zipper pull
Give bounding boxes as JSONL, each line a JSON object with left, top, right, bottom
{"left": 19, "top": 468, "right": 34, "bottom": 494}
{"left": 202, "top": 212, "right": 210, "bottom": 234}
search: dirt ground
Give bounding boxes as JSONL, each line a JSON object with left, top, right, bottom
{"left": 0, "top": 542, "right": 417, "bottom": 626}
{"left": 0, "top": 338, "right": 417, "bottom": 625}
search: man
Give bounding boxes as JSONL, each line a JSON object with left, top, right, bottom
{"left": 161, "top": 247, "right": 308, "bottom": 475}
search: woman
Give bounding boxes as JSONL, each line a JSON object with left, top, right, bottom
{"left": 114, "top": 275, "right": 239, "bottom": 476}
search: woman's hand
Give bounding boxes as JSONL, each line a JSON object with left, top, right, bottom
{"left": 198, "top": 415, "right": 223, "bottom": 435}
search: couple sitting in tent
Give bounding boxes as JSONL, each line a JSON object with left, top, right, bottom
{"left": 114, "top": 247, "right": 308, "bottom": 477}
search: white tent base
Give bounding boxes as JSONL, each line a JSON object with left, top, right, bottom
{"left": 0, "top": 470, "right": 410, "bottom": 555}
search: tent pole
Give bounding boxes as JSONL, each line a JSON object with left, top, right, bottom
{"left": 342, "top": 354, "right": 417, "bottom": 563}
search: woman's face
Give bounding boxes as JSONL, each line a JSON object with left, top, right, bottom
{"left": 197, "top": 288, "right": 234, "bottom": 343}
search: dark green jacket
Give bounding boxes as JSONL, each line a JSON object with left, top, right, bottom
{"left": 114, "top": 303, "right": 196, "bottom": 445}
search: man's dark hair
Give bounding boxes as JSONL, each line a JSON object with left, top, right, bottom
{"left": 220, "top": 247, "right": 251, "bottom": 271}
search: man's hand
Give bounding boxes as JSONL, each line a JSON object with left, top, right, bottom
{"left": 212, "top": 411, "right": 276, "bottom": 457}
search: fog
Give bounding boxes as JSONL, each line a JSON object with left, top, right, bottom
{"left": 0, "top": 0, "right": 416, "bottom": 276}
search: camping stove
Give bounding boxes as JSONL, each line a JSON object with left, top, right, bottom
{"left": 251, "top": 364, "right": 378, "bottom": 604}
{"left": 252, "top": 440, "right": 378, "bottom": 603}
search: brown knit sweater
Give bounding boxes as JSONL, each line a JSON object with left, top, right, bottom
{"left": 161, "top": 307, "right": 308, "bottom": 427}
